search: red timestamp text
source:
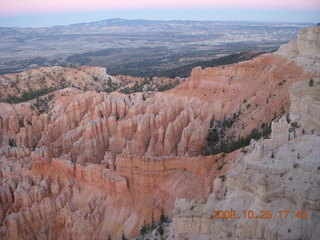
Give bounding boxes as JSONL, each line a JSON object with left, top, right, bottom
{"left": 211, "top": 210, "right": 308, "bottom": 220}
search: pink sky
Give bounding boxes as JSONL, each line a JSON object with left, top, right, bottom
{"left": 1, "top": 0, "right": 320, "bottom": 16}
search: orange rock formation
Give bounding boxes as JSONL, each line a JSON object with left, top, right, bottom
{"left": 0, "top": 26, "right": 319, "bottom": 239}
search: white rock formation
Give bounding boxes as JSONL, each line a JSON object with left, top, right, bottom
{"left": 276, "top": 26, "right": 320, "bottom": 74}
{"left": 289, "top": 78, "right": 320, "bottom": 134}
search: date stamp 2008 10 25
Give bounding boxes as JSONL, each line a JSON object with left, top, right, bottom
{"left": 211, "top": 210, "right": 308, "bottom": 220}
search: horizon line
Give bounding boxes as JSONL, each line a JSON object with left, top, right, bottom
{"left": 1, "top": 17, "right": 318, "bottom": 29}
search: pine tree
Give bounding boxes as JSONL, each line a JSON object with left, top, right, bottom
{"left": 158, "top": 224, "right": 164, "bottom": 239}
{"left": 151, "top": 211, "right": 155, "bottom": 229}
{"left": 309, "top": 78, "right": 314, "bottom": 87}
{"left": 140, "top": 224, "right": 147, "bottom": 235}
{"left": 160, "top": 208, "right": 166, "bottom": 223}
{"left": 115, "top": 112, "right": 120, "bottom": 121}
{"left": 291, "top": 122, "right": 299, "bottom": 138}
{"left": 121, "top": 231, "right": 128, "bottom": 240}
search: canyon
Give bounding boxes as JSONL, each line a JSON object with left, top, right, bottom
{"left": 173, "top": 78, "right": 320, "bottom": 240}
{"left": 0, "top": 26, "right": 319, "bottom": 240}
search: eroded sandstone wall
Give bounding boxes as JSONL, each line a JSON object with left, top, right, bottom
{"left": 173, "top": 79, "right": 320, "bottom": 240}
{"left": 0, "top": 26, "right": 319, "bottom": 240}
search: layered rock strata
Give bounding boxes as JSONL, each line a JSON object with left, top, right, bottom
{"left": 173, "top": 79, "right": 320, "bottom": 240}
{"left": 0, "top": 26, "right": 319, "bottom": 239}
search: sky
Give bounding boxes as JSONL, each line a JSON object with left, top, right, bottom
{"left": 0, "top": 0, "right": 319, "bottom": 27}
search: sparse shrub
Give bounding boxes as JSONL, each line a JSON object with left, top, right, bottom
{"left": 251, "top": 128, "right": 261, "bottom": 140}
{"left": 207, "top": 128, "right": 219, "bottom": 143}
{"left": 151, "top": 212, "right": 155, "bottom": 229}
{"left": 271, "top": 152, "right": 275, "bottom": 158}
{"left": 8, "top": 138, "right": 16, "bottom": 147}
{"left": 115, "top": 112, "right": 120, "bottom": 121}
{"left": 309, "top": 79, "right": 314, "bottom": 87}
{"left": 140, "top": 223, "right": 147, "bottom": 236}
{"left": 18, "top": 119, "right": 24, "bottom": 128}
{"left": 121, "top": 231, "right": 128, "bottom": 240}
{"left": 222, "top": 116, "right": 235, "bottom": 128}
{"left": 217, "top": 162, "right": 225, "bottom": 171}
{"left": 203, "top": 112, "right": 271, "bottom": 155}
{"left": 219, "top": 175, "right": 227, "bottom": 182}
{"left": 147, "top": 223, "right": 152, "bottom": 230}
{"left": 6, "top": 87, "right": 57, "bottom": 103}
{"left": 119, "top": 87, "right": 132, "bottom": 94}
{"left": 158, "top": 224, "right": 164, "bottom": 238}
{"left": 160, "top": 208, "right": 166, "bottom": 224}
{"left": 291, "top": 122, "right": 299, "bottom": 138}
{"left": 261, "top": 122, "right": 272, "bottom": 138}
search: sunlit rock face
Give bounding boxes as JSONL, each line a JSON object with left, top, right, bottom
{"left": 0, "top": 26, "right": 319, "bottom": 239}
{"left": 173, "top": 79, "right": 320, "bottom": 240}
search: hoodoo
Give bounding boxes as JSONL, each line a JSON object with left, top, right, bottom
{"left": 0, "top": 26, "right": 319, "bottom": 240}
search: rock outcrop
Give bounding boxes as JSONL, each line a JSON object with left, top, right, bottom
{"left": 277, "top": 26, "right": 320, "bottom": 74}
{"left": 173, "top": 79, "right": 320, "bottom": 240}
{"left": 289, "top": 78, "right": 320, "bottom": 134}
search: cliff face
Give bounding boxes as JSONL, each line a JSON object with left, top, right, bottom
{"left": 0, "top": 26, "right": 319, "bottom": 239}
{"left": 173, "top": 79, "right": 320, "bottom": 240}
{"left": 277, "top": 26, "right": 320, "bottom": 74}
{"left": 169, "top": 26, "right": 320, "bottom": 152}
{"left": 0, "top": 85, "right": 223, "bottom": 239}
{"left": 289, "top": 79, "right": 320, "bottom": 134}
